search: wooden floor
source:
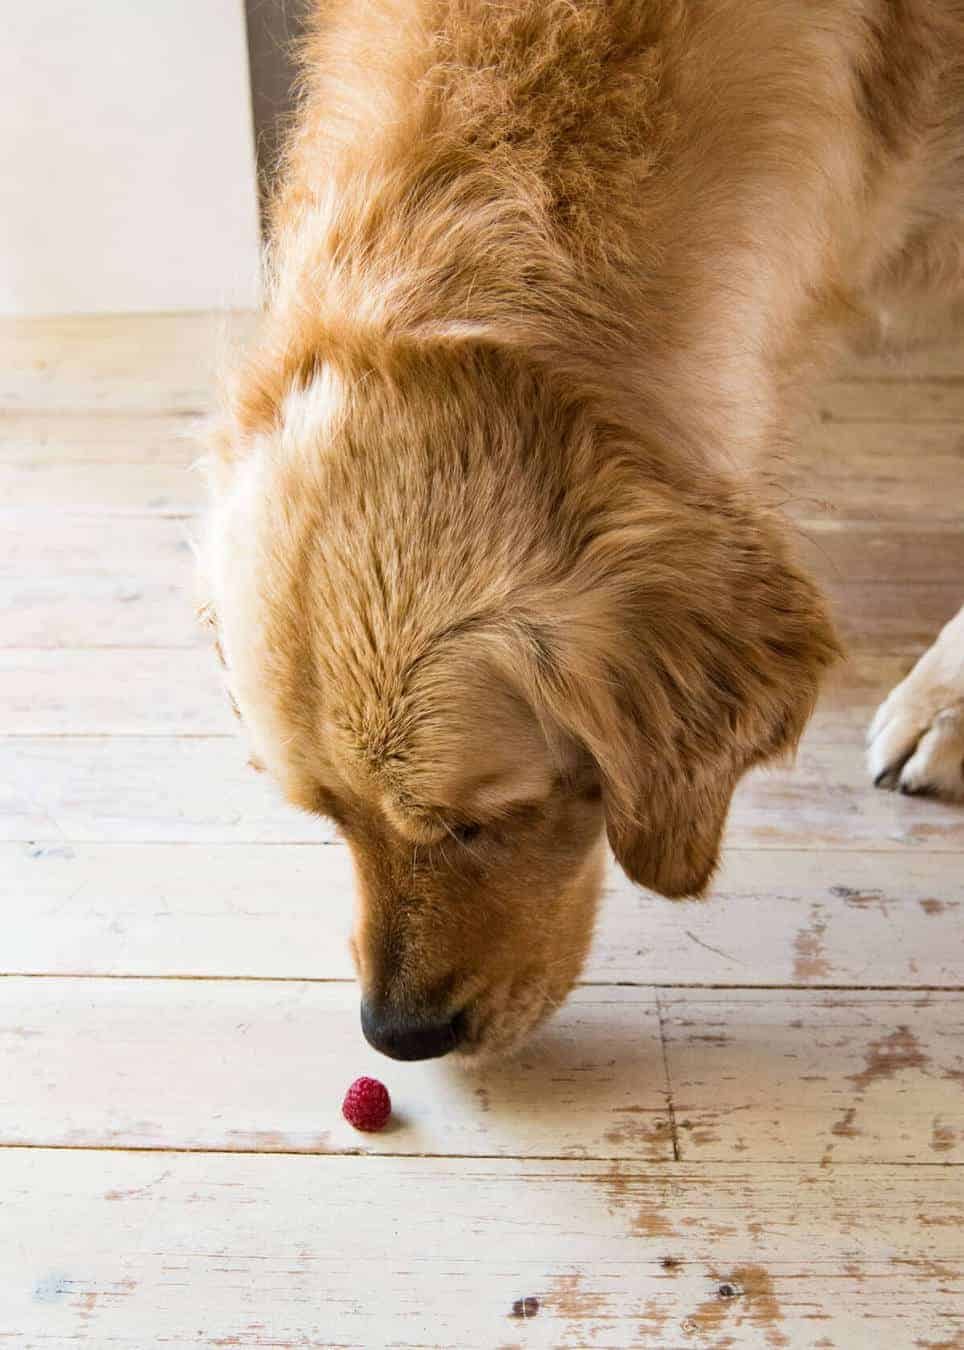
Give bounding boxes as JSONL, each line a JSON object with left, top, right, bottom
{"left": 1, "top": 312, "right": 962, "bottom": 1349}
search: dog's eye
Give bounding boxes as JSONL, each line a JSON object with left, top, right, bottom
{"left": 452, "top": 822, "right": 482, "bottom": 844}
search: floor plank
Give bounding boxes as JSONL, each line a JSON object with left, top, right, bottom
{"left": 2, "top": 980, "right": 959, "bottom": 1167}
{"left": 731, "top": 747, "right": 964, "bottom": 851}
{"left": 0, "top": 634, "right": 920, "bottom": 736}
{"left": 12, "top": 443, "right": 958, "bottom": 528}
{"left": 785, "top": 433, "right": 964, "bottom": 527}
{"left": 5, "top": 509, "right": 963, "bottom": 654}
{"left": 662, "top": 990, "right": 964, "bottom": 1163}
{"left": 796, "top": 523, "right": 964, "bottom": 585}
{"left": 1, "top": 515, "right": 200, "bottom": 649}
{"left": 840, "top": 335, "right": 964, "bottom": 377}
{"left": 0, "top": 645, "right": 918, "bottom": 736}
{"left": 817, "top": 377, "right": 964, "bottom": 422}
{"left": 0, "top": 649, "right": 233, "bottom": 735}
{"left": 5, "top": 844, "right": 962, "bottom": 987}
{"left": 3, "top": 734, "right": 962, "bottom": 848}
{"left": 0, "top": 312, "right": 254, "bottom": 413}
{"left": 0, "top": 648, "right": 232, "bottom": 734}
{"left": 2, "top": 1149, "right": 960, "bottom": 1349}
{"left": 0, "top": 981, "right": 672, "bottom": 1159}
{"left": 0, "top": 461, "right": 201, "bottom": 515}
{"left": 0, "top": 737, "right": 334, "bottom": 844}
{"left": 0, "top": 410, "right": 202, "bottom": 463}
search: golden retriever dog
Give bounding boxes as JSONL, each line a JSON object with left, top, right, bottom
{"left": 201, "top": 0, "right": 964, "bottom": 1062}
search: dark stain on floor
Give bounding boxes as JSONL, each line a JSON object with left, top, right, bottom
{"left": 687, "top": 1265, "right": 789, "bottom": 1348}
{"left": 849, "top": 1025, "right": 929, "bottom": 1094}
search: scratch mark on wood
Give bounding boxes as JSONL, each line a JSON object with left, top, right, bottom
{"left": 919, "top": 898, "right": 956, "bottom": 916}
{"left": 793, "top": 904, "right": 831, "bottom": 980}
{"left": 547, "top": 1272, "right": 600, "bottom": 1320}
{"left": 931, "top": 1117, "right": 956, "bottom": 1154}
{"left": 684, "top": 930, "right": 746, "bottom": 965}
{"left": 830, "top": 1107, "right": 861, "bottom": 1139}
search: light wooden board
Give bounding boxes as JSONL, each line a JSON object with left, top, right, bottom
{"left": 4, "top": 511, "right": 963, "bottom": 654}
{"left": 817, "top": 378, "right": 964, "bottom": 422}
{"left": 595, "top": 850, "right": 964, "bottom": 989}
{"left": 1, "top": 515, "right": 201, "bottom": 648}
{"left": 825, "top": 584, "right": 963, "bottom": 649}
{"left": 0, "top": 650, "right": 233, "bottom": 735}
{"left": 731, "top": 746, "right": 964, "bottom": 851}
{"left": 8, "top": 533, "right": 955, "bottom": 654}
{"left": 0, "top": 461, "right": 201, "bottom": 515}
{"left": 3, "top": 735, "right": 962, "bottom": 849}
{"left": 0, "top": 309, "right": 958, "bottom": 401}
{"left": 0, "top": 646, "right": 915, "bottom": 736}
{"left": 2, "top": 432, "right": 961, "bottom": 522}
{"left": 0, "top": 410, "right": 202, "bottom": 463}
{"left": 1, "top": 1150, "right": 960, "bottom": 1349}
{"left": 0, "top": 574, "right": 204, "bottom": 649}
{"left": 662, "top": 990, "right": 964, "bottom": 1163}
{"left": 786, "top": 466, "right": 964, "bottom": 531}
{"left": 0, "top": 312, "right": 254, "bottom": 413}
{"left": 1, "top": 980, "right": 958, "bottom": 1166}
{"left": 795, "top": 523, "right": 964, "bottom": 584}
{"left": 785, "top": 434, "right": 964, "bottom": 528}
{"left": 5, "top": 844, "right": 962, "bottom": 987}
{"left": 801, "top": 420, "right": 964, "bottom": 459}
{"left": 0, "top": 737, "right": 336, "bottom": 844}
{"left": 840, "top": 335, "right": 964, "bottom": 377}
{"left": 0, "top": 981, "right": 672, "bottom": 1159}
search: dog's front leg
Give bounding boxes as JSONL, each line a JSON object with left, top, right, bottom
{"left": 868, "top": 604, "right": 964, "bottom": 801}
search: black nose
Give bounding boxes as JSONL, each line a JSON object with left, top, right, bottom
{"left": 360, "top": 1000, "right": 463, "bottom": 1061}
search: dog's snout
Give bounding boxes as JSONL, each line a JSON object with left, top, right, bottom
{"left": 360, "top": 999, "right": 464, "bottom": 1061}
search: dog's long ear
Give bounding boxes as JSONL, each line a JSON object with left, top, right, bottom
{"left": 506, "top": 480, "right": 840, "bottom": 898}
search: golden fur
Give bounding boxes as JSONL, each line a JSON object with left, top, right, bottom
{"left": 202, "top": 0, "right": 964, "bottom": 1058}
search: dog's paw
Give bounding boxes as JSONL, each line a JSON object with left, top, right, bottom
{"left": 867, "top": 606, "right": 964, "bottom": 802}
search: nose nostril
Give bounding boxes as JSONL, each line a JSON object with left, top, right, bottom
{"left": 360, "top": 1000, "right": 464, "bottom": 1061}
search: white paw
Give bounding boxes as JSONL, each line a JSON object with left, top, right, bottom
{"left": 868, "top": 607, "right": 964, "bottom": 802}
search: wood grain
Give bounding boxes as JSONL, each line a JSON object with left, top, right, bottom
{"left": 3, "top": 734, "right": 962, "bottom": 849}
{"left": 5, "top": 843, "right": 962, "bottom": 987}
{"left": 0, "top": 410, "right": 202, "bottom": 463}
{"left": 0, "top": 644, "right": 911, "bottom": 736}
{"left": 840, "top": 334, "right": 964, "bottom": 377}
{"left": 0, "top": 981, "right": 673, "bottom": 1159}
{"left": 2, "top": 1149, "right": 960, "bottom": 1349}
{"left": 8, "top": 517, "right": 959, "bottom": 652}
{"left": 0, "top": 461, "right": 201, "bottom": 515}
{"left": 1, "top": 515, "right": 201, "bottom": 648}
{"left": 817, "top": 377, "right": 964, "bottom": 422}
{"left": 0, "top": 312, "right": 254, "bottom": 413}
{"left": 0, "top": 649, "right": 232, "bottom": 735}
{"left": 662, "top": 990, "right": 964, "bottom": 1163}
{"left": 3, "top": 734, "right": 955, "bottom": 847}
{"left": 1, "top": 979, "right": 959, "bottom": 1166}
{"left": 0, "top": 737, "right": 335, "bottom": 844}
{"left": 796, "top": 523, "right": 964, "bottom": 584}
{"left": 785, "top": 442, "right": 964, "bottom": 527}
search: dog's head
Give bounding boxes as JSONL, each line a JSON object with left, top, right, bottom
{"left": 202, "top": 339, "right": 838, "bottom": 1060}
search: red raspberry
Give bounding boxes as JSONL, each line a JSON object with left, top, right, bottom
{"left": 342, "top": 1076, "right": 391, "bottom": 1132}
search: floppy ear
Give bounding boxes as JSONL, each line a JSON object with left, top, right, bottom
{"left": 509, "top": 481, "right": 840, "bottom": 898}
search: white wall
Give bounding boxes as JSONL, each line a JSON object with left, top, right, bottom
{"left": 0, "top": 1, "right": 262, "bottom": 315}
